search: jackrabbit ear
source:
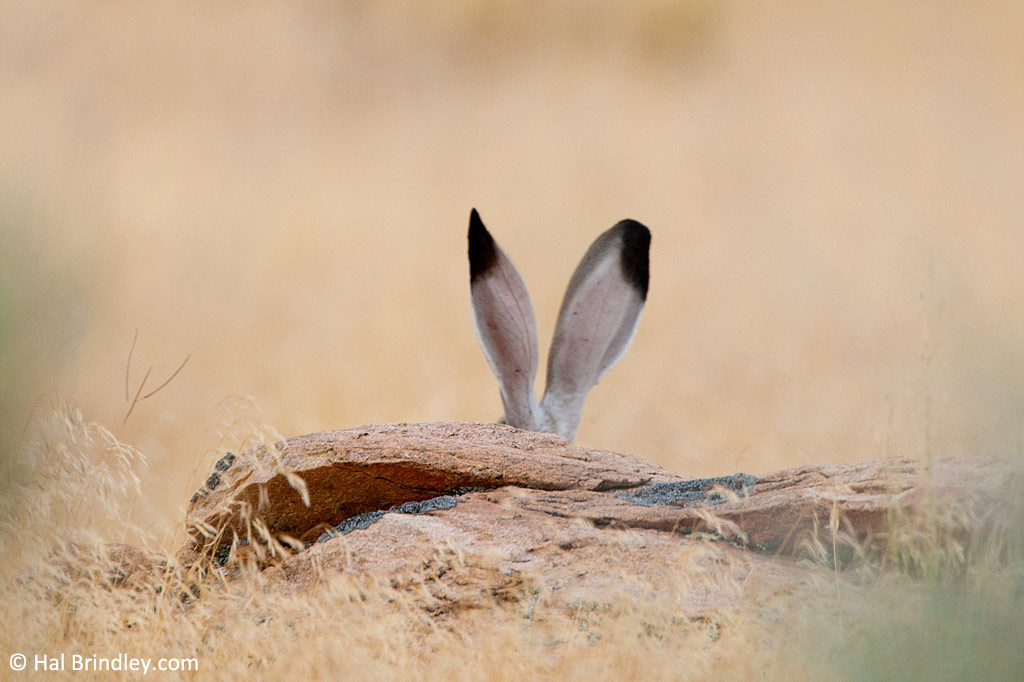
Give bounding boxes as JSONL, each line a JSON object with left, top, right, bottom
{"left": 468, "top": 209, "right": 541, "bottom": 430}
{"left": 540, "top": 220, "right": 650, "bottom": 441}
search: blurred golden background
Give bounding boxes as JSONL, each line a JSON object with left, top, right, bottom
{"left": 2, "top": 1, "right": 1022, "bottom": 545}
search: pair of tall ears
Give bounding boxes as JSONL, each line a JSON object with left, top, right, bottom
{"left": 468, "top": 209, "right": 650, "bottom": 442}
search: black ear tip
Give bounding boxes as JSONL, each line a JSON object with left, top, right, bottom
{"left": 468, "top": 208, "right": 497, "bottom": 280}
{"left": 617, "top": 219, "right": 651, "bottom": 244}
{"left": 616, "top": 219, "right": 650, "bottom": 299}
{"left": 468, "top": 208, "right": 488, "bottom": 240}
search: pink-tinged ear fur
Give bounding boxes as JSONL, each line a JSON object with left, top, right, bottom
{"left": 540, "top": 220, "right": 650, "bottom": 441}
{"left": 468, "top": 209, "right": 541, "bottom": 431}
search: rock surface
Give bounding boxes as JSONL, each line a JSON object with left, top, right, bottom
{"left": 185, "top": 422, "right": 684, "bottom": 557}
{"left": 180, "top": 421, "right": 1015, "bottom": 620}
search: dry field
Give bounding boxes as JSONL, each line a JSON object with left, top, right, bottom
{"left": 2, "top": 1, "right": 1023, "bottom": 679}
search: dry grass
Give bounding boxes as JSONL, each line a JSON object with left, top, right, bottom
{"left": 0, "top": 402, "right": 784, "bottom": 680}
{"left": 794, "top": 460, "right": 1024, "bottom": 682}
{"left": 2, "top": 0, "right": 1023, "bottom": 679}
{"left": 2, "top": 402, "right": 1021, "bottom": 680}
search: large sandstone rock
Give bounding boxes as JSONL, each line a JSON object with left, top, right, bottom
{"left": 184, "top": 421, "right": 1007, "bottom": 569}
{"left": 172, "top": 421, "right": 1016, "bottom": 630}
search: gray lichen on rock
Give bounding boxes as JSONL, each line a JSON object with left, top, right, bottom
{"left": 618, "top": 473, "right": 755, "bottom": 507}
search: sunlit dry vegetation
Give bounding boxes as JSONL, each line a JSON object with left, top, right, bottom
{"left": 2, "top": 0, "right": 1023, "bottom": 678}
{"left": 2, "top": 402, "right": 1021, "bottom": 679}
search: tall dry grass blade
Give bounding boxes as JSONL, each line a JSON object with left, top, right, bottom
{"left": 122, "top": 366, "right": 152, "bottom": 427}
{"left": 141, "top": 354, "right": 191, "bottom": 400}
{"left": 124, "top": 328, "right": 138, "bottom": 402}
{"left": 121, "top": 332, "right": 190, "bottom": 426}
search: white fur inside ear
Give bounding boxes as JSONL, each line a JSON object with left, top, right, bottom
{"left": 468, "top": 210, "right": 542, "bottom": 432}
{"left": 541, "top": 222, "right": 649, "bottom": 442}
